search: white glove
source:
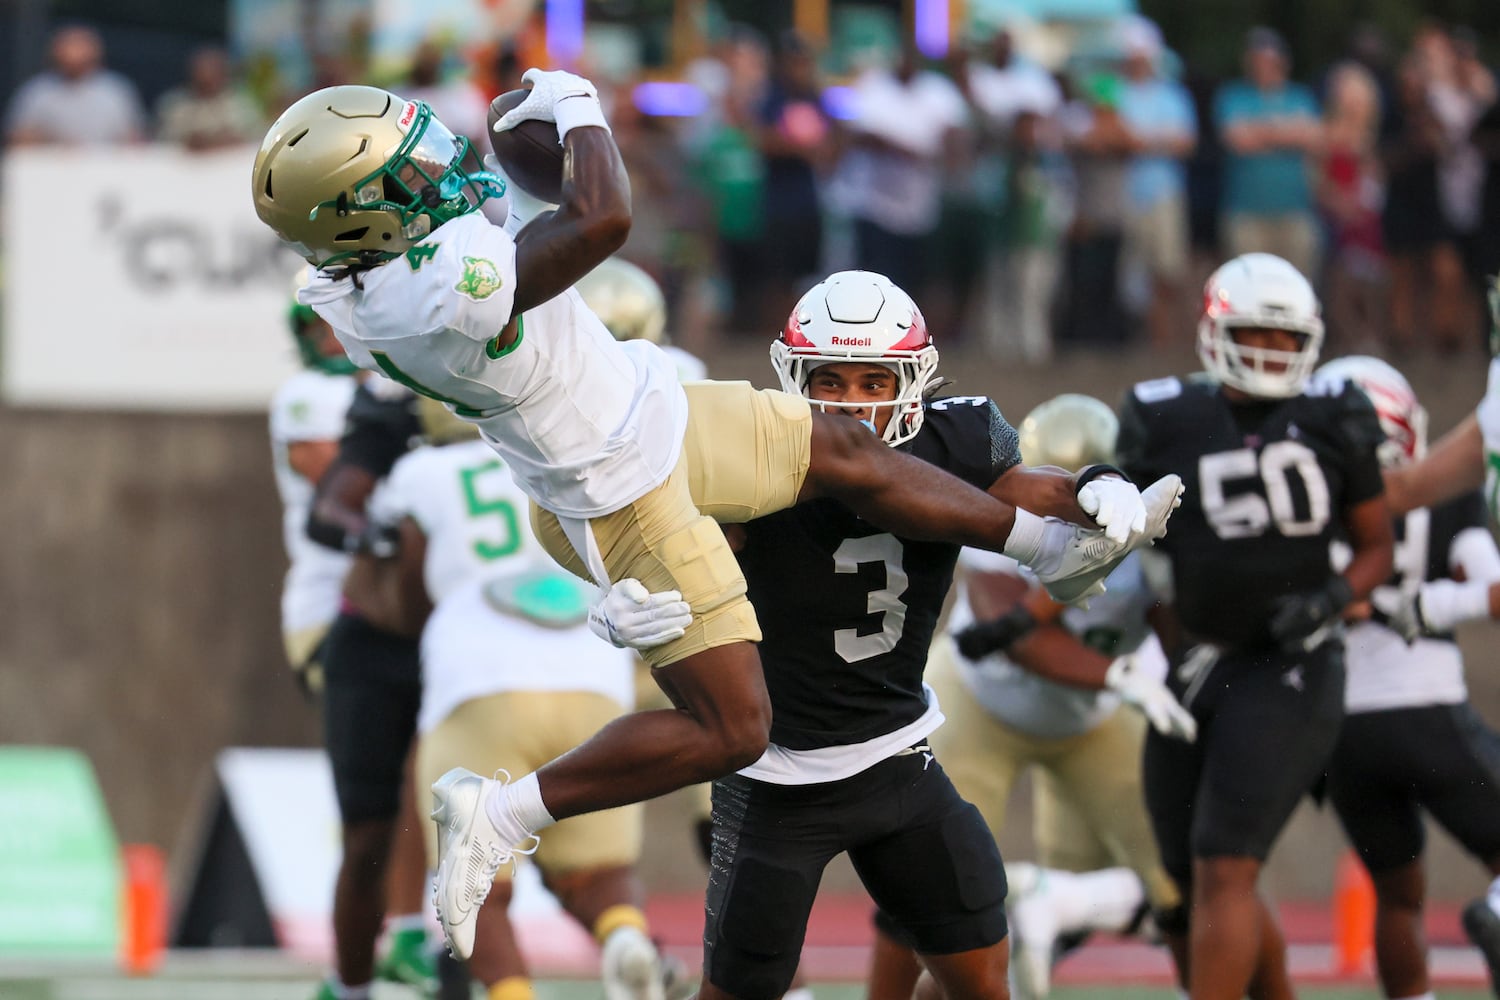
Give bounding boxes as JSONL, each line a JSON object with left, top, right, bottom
{"left": 493, "top": 68, "right": 609, "bottom": 139}
{"left": 588, "top": 579, "right": 692, "bottom": 650}
{"left": 1105, "top": 653, "right": 1197, "bottom": 742}
{"left": 1077, "top": 476, "right": 1147, "bottom": 546}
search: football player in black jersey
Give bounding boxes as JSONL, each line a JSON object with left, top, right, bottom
{"left": 304, "top": 375, "right": 445, "bottom": 1000}
{"left": 1116, "top": 253, "right": 1394, "bottom": 1000}
{"left": 1315, "top": 356, "right": 1500, "bottom": 1000}
{"left": 668, "top": 271, "right": 1175, "bottom": 1000}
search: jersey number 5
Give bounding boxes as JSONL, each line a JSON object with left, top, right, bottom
{"left": 460, "top": 461, "right": 522, "bottom": 560}
{"left": 1199, "top": 441, "right": 1331, "bottom": 540}
{"left": 833, "top": 534, "right": 910, "bottom": 662}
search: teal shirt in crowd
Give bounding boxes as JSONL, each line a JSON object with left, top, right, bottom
{"left": 1214, "top": 80, "right": 1320, "bottom": 216}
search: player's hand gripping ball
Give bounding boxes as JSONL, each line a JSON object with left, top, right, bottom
{"left": 488, "top": 88, "right": 566, "bottom": 204}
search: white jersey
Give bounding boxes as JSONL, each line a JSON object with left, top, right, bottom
{"left": 1478, "top": 356, "right": 1500, "bottom": 521}
{"left": 371, "top": 439, "right": 635, "bottom": 734}
{"left": 1344, "top": 499, "right": 1500, "bottom": 713}
{"left": 300, "top": 212, "right": 690, "bottom": 519}
{"left": 269, "top": 369, "right": 357, "bottom": 635}
{"left": 944, "top": 548, "right": 1163, "bottom": 740}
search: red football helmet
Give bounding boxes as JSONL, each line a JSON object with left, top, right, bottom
{"left": 770, "top": 270, "right": 940, "bottom": 446}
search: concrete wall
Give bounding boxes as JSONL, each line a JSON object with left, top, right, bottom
{"left": 3, "top": 344, "right": 1493, "bottom": 906}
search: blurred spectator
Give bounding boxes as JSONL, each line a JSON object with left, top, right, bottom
{"left": 689, "top": 28, "right": 770, "bottom": 334}
{"left": 965, "top": 28, "right": 1062, "bottom": 136}
{"left": 990, "top": 107, "right": 1073, "bottom": 363}
{"left": 1214, "top": 27, "right": 1323, "bottom": 278}
{"left": 5, "top": 24, "right": 145, "bottom": 147}
{"left": 832, "top": 42, "right": 967, "bottom": 304}
{"left": 1382, "top": 38, "right": 1473, "bottom": 354}
{"left": 400, "top": 39, "right": 489, "bottom": 148}
{"left": 1116, "top": 17, "right": 1197, "bottom": 352}
{"left": 1316, "top": 62, "right": 1387, "bottom": 351}
{"left": 1472, "top": 81, "right": 1500, "bottom": 323}
{"left": 754, "top": 32, "right": 832, "bottom": 327}
{"left": 1057, "top": 73, "right": 1134, "bottom": 349}
{"left": 155, "top": 46, "right": 263, "bottom": 151}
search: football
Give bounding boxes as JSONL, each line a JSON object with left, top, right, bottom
{"left": 487, "top": 89, "right": 565, "bottom": 204}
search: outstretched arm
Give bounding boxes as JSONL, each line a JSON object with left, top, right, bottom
{"left": 1384, "top": 413, "right": 1484, "bottom": 515}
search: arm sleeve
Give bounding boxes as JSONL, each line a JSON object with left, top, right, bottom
{"left": 439, "top": 222, "right": 520, "bottom": 342}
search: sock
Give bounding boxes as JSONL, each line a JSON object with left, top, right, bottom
{"left": 484, "top": 771, "right": 557, "bottom": 843}
{"left": 1001, "top": 508, "right": 1045, "bottom": 564}
{"left": 386, "top": 913, "right": 427, "bottom": 937}
{"left": 1392, "top": 993, "right": 1436, "bottom": 1000}
{"left": 783, "top": 989, "right": 815, "bottom": 1000}
{"left": 327, "top": 980, "right": 372, "bottom": 1000}
{"left": 1031, "top": 867, "right": 1147, "bottom": 936}
{"left": 1487, "top": 875, "right": 1500, "bottom": 916}
{"left": 489, "top": 976, "right": 536, "bottom": 1000}
{"left": 594, "top": 904, "right": 650, "bottom": 944}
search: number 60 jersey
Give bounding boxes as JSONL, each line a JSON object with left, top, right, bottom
{"left": 1117, "top": 374, "right": 1386, "bottom": 651}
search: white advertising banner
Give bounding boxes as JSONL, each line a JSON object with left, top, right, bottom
{"left": 3, "top": 146, "right": 307, "bottom": 411}
{"left": 216, "top": 748, "right": 595, "bottom": 966}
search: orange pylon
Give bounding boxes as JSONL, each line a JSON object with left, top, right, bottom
{"left": 120, "top": 843, "right": 167, "bottom": 975}
{"left": 1333, "top": 850, "right": 1376, "bottom": 975}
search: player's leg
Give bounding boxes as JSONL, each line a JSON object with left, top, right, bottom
{"left": 1325, "top": 706, "right": 1433, "bottom": 1000}
{"left": 1393, "top": 702, "right": 1500, "bottom": 995}
{"left": 867, "top": 912, "right": 925, "bottom": 1000}
{"left": 1183, "top": 646, "right": 1344, "bottom": 1000}
{"left": 852, "top": 758, "right": 1010, "bottom": 1000}
{"left": 320, "top": 613, "right": 423, "bottom": 998}
{"left": 697, "top": 775, "right": 842, "bottom": 1000}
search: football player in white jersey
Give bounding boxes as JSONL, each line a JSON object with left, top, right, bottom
{"left": 370, "top": 402, "right": 673, "bottom": 1000}
{"left": 867, "top": 395, "right": 1193, "bottom": 1000}
{"left": 251, "top": 72, "right": 1182, "bottom": 961}
{"left": 1314, "top": 357, "right": 1500, "bottom": 1000}
{"left": 269, "top": 268, "right": 358, "bottom": 693}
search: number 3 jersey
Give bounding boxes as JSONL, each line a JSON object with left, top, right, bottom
{"left": 735, "top": 396, "right": 1021, "bottom": 784}
{"left": 300, "top": 212, "right": 689, "bottom": 520}
{"left": 1117, "top": 374, "right": 1385, "bottom": 650}
{"left": 370, "top": 438, "right": 634, "bottom": 735}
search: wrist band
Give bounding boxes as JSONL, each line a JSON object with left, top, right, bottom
{"left": 1074, "top": 464, "right": 1132, "bottom": 494}
{"left": 554, "top": 95, "right": 611, "bottom": 139}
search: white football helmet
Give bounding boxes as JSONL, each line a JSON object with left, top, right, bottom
{"left": 770, "top": 270, "right": 940, "bottom": 447}
{"left": 1312, "top": 355, "right": 1427, "bottom": 467}
{"left": 1198, "top": 253, "right": 1324, "bottom": 398}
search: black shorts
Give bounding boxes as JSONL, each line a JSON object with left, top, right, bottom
{"left": 321, "top": 612, "right": 422, "bottom": 823}
{"left": 1327, "top": 702, "right": 1500, "bottom": 873}
{"left": 703, "top": 751, "right": 1008, "bottom": 1000}
{"left": 1144, "top": 642, "right": 1345, "bottom": 885}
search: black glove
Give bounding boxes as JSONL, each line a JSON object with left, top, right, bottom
{"left": 1268, "top": 576, "right": 1354, "bottom": 651}
{"left": 355, "top": 520, "right": 401, "bottom": 559}
{"left": 953, "top": 606, "right": 1038, "bottom": 660}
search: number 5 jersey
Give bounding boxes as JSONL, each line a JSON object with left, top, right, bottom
{"left": 1116, "top": 373, "right": 1386, "bottom": 651}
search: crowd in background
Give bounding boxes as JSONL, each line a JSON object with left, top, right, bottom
{"left": 6, "top": 16, "right": 1500, "bottom": 361}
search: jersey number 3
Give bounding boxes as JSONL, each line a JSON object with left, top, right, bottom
{"left": 833, "top": 534, "right": 910, "bottom": 662}
{"left": 1199, "top": 441, "right": 1331, "bottom": 540}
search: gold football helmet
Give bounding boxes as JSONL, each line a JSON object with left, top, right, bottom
{"left": 574, "top": 257, "right": 668, "bottom": 344}
{"left": 252, "top": 85, "right": 503, "bottom": 269}
{"left": 1017, "top": 393, "right": 1118, "bottom": 473}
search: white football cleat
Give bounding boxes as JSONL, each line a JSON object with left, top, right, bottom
{"left": 430, "top": 767, "right": 536, "bottom": 960}
{"left": 601, "top": 925, "right": 665, "bottom": 1000}
{"left": 1006, "top": 862, "right": 1060, "bottom": 1000}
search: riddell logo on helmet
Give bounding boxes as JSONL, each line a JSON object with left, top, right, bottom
{"left": 831, "top": 336, "right": 873, "bottom": 347}
{"left": 398, "top": 102, "right": 418, "bottom": 129}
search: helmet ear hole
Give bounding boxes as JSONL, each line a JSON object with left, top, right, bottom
{"left": 334, "top": 226, "right": 369, "bottom": 243}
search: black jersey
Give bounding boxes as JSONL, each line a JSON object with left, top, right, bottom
{"left": 337, "top": 381, "right": 423, "bottom": 478}
{"left": 738, "top": 395, "right": 1022, "bottom": 751}
{"left": 1117, "top": 374, "right": 1385, "bottom": 650}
